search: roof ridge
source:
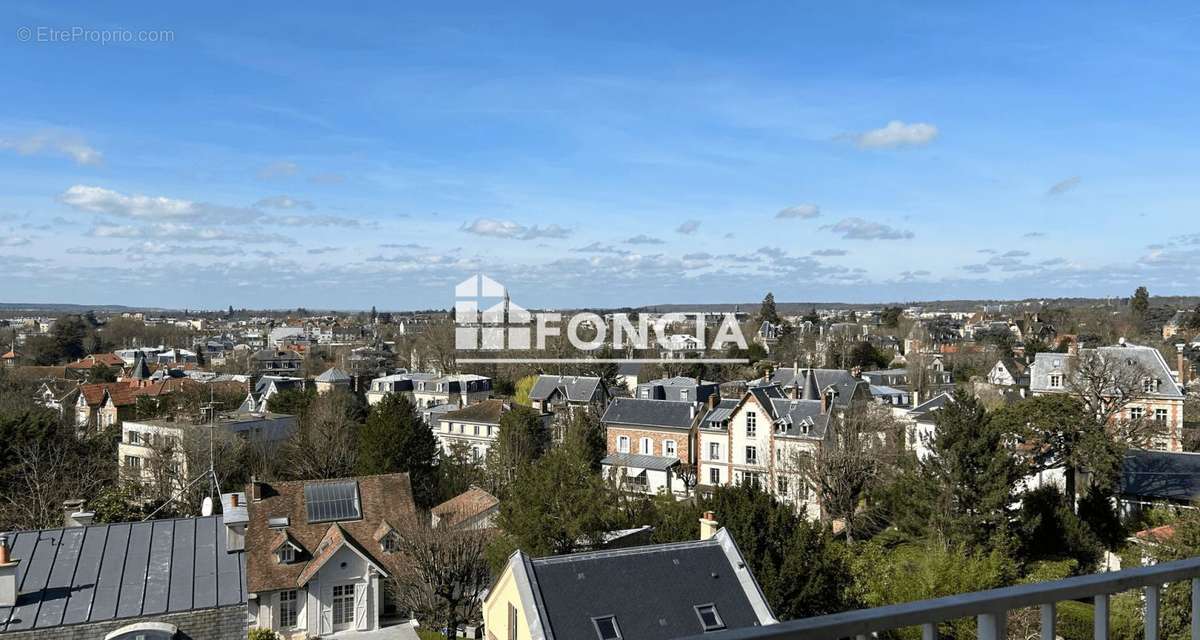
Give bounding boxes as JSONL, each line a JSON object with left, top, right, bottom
{"left": 530, "top": 537, "right": 718, "bottom": 565}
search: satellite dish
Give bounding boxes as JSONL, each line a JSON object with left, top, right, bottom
{"left": 201, "top": 496, "right": 214, "bottom": 517}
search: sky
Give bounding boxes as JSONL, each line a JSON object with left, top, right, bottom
{"left": 2, "top": 2, "right": 1200, "bottom": 311}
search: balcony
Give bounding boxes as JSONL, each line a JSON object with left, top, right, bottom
{"left": 685, "top": 556, "right": 1200, "bottom": 640}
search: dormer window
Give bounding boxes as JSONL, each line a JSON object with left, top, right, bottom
{"left": 1049, "top": 373, "right": 1063, "bottom": 389}
{"left": 278, "top": 544, "right": 296, "bottom": 564}
{"left": 381, "top": 530, "right": 400, "bottom": 553}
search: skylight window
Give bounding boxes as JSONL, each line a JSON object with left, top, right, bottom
{"left": 593, "top": 615, "right": 622, "bottom": 640}
{"left": 695, "top": 604, "right": 725, "bottom": 632}
{"left": 304, "top": 480, "right": 362, "bottom": 523}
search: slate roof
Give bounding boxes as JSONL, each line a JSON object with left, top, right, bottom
{"left": 768, "top": 398, "right": 832, "bottom": 438}
{"left": 635, "top": 377, "right": 719, "bottom": 402}
{"left": 908, "top": 392, "right": 953, "bottom": 421}
{"left": 600, "top": 398, "right": 696, "bottom": 430}
{"left": 512, "top": 528, "right": 775, "bottom": 639}
{"left": 529, "top": 375, "right": 603, "bottom": 403}
{"left": 1120, "top": 449, "right": 1200, "bottom": 502}
{"left": 601, "top": 453, "right": 680, "bottom": 472}
{"left": 1029, "top": 343, "right": 1185, "bottom": 398}
{"left": 767, "top": 368, "right": 864, "bottom": 407}
{"left": 0, "top": 516, "right": 245, "bottom": 633}
{"left": 314, "top": 367, "right": 351, "bottom": 383}
{"left": 244, "top": 473, "right": 417, "bottom": 593}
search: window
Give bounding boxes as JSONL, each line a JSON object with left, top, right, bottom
{"left": 1131, "top": 407, "right": 1145, "bottom": 421}
{"left": 680, "top": 389, "right": 689, "bottom": 401}
{"left": 332, "top": 584, "right": 356, "bottom": 628}
{"left": 709, "top": 468, "right": 720, "bottom": 485}
{"left": 695, "top": 604, "right": 725, "bottom": 632}
{"left": 279, "top": 589, "right": 298, "bottom": 628}
{"left": 381, "top": 531, "right": 400, "bottom": 554}
{"left": 279, "top": 545, "right": 295, "bottom": 564}
{"left": 775, "top": 448, "right": 783, "bottom": 463}
{"left": 1156, "top": 408, "right": 1169, "bottom": 423}
{"left": 124, "top": 455, "right": 141, "bottom": 471}
{"left": 745, "top": 446, "right": 758, "bottom": 465}
{"left": 746, "top": 411, "right": 757, "bottom": 437}
{"left": 640, "top": 437, "right": 652, "bottom": 455}
{"left": 708, "top": 442, "right": 720, "bottom": 461}
{"left": 777, "top": 476, "right": 789, "bottom": 495}
{"left": 1049, "top": 374, "right": 1063, "bottom": 389}
{"left": 473, "top": 424, "right": 480, "bottom": 436}
{"left": 508, "top": 603, "right": 518, "bottom": 640}
{"left": 593, "top": 615, "right": 622, "bottom": 640}
{"left": 664, "top": 440, "right": 677, "bottom": 457}
{"left": 617, "top": 436, "right": 630, "bottom": 453}
{"left": 127, "top": 430, "right": 140, "bottom": 445}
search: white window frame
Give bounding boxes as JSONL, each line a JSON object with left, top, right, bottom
{"left": 746, "top": 411, "right": 757, "bottom": 437}
{"left": 709, "top": 442, "right": 720, "bottom": 461}
{"left": 617, "top": 436, "right": 630, "bottom": 454}
{"left": 745, "top": 445, "right": 758, "bottom": 465}
{"left": 664, "top": 440, "right": 676, "bottom": 457}
{"left": 709, "top": 467, "right": 720, "bottom": 485}
{"left": 279, "top": 589, "right": 299, "bottom": 628}
{"left": 640, "top": 437, "right": 652, "bottom": 455}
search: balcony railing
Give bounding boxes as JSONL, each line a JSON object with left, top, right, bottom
{"left": 686, "top": 557, "right": 1200, "bottom": 640}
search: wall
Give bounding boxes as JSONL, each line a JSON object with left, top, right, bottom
{"left": 0, "top": 606, "right": 246, "bottom": 640}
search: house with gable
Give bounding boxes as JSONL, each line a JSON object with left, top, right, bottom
{"left": 528, "top": 374, "right": 610, "bottom": 417}
{"left": 244, "top": 473, "right": 418, "bottom": 637}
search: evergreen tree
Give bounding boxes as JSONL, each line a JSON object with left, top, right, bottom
{"left": 483, "top": 405, "right": 551, "bottom": 495}
{"left": 356, "top": 393, "right": 439, "bottom": 507}
{"left": 759, "top": 292, "right": 780, "bottom": 324}
{"left": 1131, "top": 286, "right": 1150, "bottom": 321}
{"left": 921, "top": 390, "right": 1020, "bottom": 551}
{"left": 496, "top": 440, "right": 615, "bottom": 556}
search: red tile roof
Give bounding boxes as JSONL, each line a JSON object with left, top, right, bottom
{"left": 431, "top": 486, "right": 499, "bottom": 529}
{"left": 66, "top": 353, "right": 126, "bottom": 369}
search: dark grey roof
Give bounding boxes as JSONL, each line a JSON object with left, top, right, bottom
{"left": 768, "top": 398, "right": 831, "bottom": 438}
{"left": 0, "top": 516, "right": 245, "bottom": 633}
{"left": 1120, "top": 449, "right": 1200, "bottom": 502}
{"left": 699, "top": 399, "right": 739, "bottom": 430}
{"left": 600, "top": 398, "right": 695, "bottom": 430}
{"left": 129, "top": 353, "right": 151, "bottom": 380}
{"left": 601, "top": 453, "right": 680, "bottom": 472}
{"left": 529, "top": 375, "right": 603, "bottom": 403}
{"left": 314, "top": 367, "right": 351, "bottom": 383}
{"left": 768, "top": 368, "right": 863, "bottom": 407}
{"left": 520, "top": 529, "right": 774, "bottom": 639}
{"left": 908, "top": 392, "right": 953, "bottom": 420}
{"left": 635, "top": 377, "right": 719, "bottom": 402}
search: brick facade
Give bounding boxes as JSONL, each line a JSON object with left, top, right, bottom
{"left": 606, "top": 424, "right": 691, "bottom": 462}
{"left": 1, "top": 605, "right": 247, "bottom": 640}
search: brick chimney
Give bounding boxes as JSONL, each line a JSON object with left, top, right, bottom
{"left": 1178, "top": 344, "right": 1188, "bottom": 387}
{"left": 699, "top": 511, "right": 719, "bottom": 540}
{"left": 0, "top": 535, "right": 19, "bottom": 608}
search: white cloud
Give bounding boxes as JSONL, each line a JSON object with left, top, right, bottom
{"left": 254, "top": 195, "right": 314, "bottom": 210}
{"left": 776, "top": 204, "right": 821, "bottom": 219}
{"left": 0, "top": 131, "right": 103, "bottom": 165}
{"left": 822, "top": 217, "right": 914, "bottom": 240}
{"left": 852, "top": 120, "right": 938, "bottom": 149}
{"left": 625, "top": 234, "right": 664, "bottom": 245}
{"left": 270, "top": 214, "right": 361, "bottom": 227}
{"left": 88, "top": 222, "right": 295, "bottom": 245}
{"left": 460, "top": 218, "right": 571, "bottom": 240}
{"left": 676, "top": 220, "right": 701, "bottom": 235}
{"left": 1046, "top": 176, "right": 1081, "bottom": 196}
{"left": 812, "top": 248, "right": 847, "bottom": 256}
{"left": 0, "top": 236, "right": 31, "bottom": 247}
{"left": 60, "top": 185, "right": 256, "bottom": 224}
{"left": 257, "top": 161, "right": 300, "bottom": 180}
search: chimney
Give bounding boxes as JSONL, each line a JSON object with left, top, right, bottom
{"left": 1178, "top": 344, "right": 1188, "bottom": 387}
{"left": 63, "top": 499, "right": 94, "bottom": 528}
{"left": 699, "top": 511, "right": 719, "bottom": 540}
{"left": 0, "top": 535, "right": 19, "bottom": 608}
{"left": 1067, "top": 340, "right": 1079, "bottom": 356}
{"left": 231, "top": 493, "right": 240, "bottom": 508}
{"left": 787, "top": 384, "right": 799, "bottom": 400}
{"left": 249, "top": 476, "right": 263, "bottom": 502}
{"left": 707, "top": 392, "right": 719, "bottom": 410}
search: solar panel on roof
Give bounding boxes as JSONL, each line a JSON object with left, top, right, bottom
{"left": 304, "top": 481, "right": 361, "bottom": 523}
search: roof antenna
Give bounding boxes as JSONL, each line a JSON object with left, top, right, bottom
{"left": 142, "top": 387, "right": 223, "bottom": 521}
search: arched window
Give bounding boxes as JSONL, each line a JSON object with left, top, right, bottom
{"left": 104, "top": 622, "right": 178, "bottom": 640}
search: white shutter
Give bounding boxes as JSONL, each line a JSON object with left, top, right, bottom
{"left": 354, "top": 581, "right": 369, "bottom": 630}
{"left": 320, "top": 587, "right": 333, "bottom": 634}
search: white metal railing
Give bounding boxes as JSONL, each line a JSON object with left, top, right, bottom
{"left": 683, "top": 557, "right": 1200, "bottom": 640}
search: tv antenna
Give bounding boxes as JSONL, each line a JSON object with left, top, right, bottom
{"left": 142, "top": 387, "right": 223, "bottom": 520}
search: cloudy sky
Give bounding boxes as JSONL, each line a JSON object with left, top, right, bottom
{"left": 2, "top": 2, "right": 1199, "bottom": 310}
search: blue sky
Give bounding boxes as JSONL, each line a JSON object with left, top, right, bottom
{"left": 2, "top": 2, "right": 1199, "bottom": 310}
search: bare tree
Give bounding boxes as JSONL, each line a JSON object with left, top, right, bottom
{"left": 283, "top": 391, "right": 361, "bottom": 479}
{"left": 388, "top": 515, "right": 492, "bottom": 636}
{"left": 788, "top": 402, "right": 904, "bottom": 543}
{"left": 1066, "top": 349, "right": 1158, "bottom": 445}
{"left": 0, "top": 439, "right": 111, "bottom": 530}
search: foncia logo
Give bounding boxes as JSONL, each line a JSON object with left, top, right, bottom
{"left": 454, "top": 273, "right": 749, "bottom": 364}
